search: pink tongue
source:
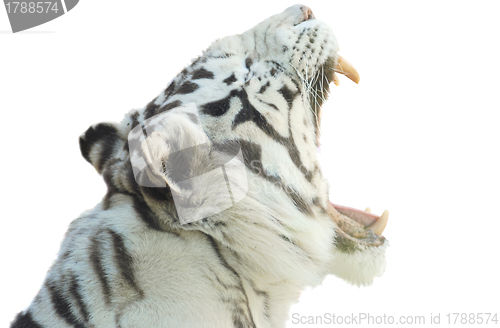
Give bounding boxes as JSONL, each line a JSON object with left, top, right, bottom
{"left": 331, "top": 203, "right": 379, "bottom": 228}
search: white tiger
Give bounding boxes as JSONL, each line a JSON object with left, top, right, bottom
{"left": 11, "top": 5, "right": 389, "bottom": 328}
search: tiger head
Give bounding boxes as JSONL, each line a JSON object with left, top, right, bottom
{"left": 79, "top": 5, "right": 386, "bottom": 261}
{"left": 204, "top": 4, "right": 359, "bottom": 135}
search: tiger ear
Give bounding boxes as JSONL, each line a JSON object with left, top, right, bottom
{"left": 79, "top": 122, "right": 123, "bottom": 174}
{"left": 128, "top": 104, "right": 248, "bottom": 224}
{"left": 128, "top": 107, "right": 210, "bottom": 193}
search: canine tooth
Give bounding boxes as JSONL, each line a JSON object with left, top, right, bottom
{"left": 335, "top": 55, "right": 360, "bottom": 84}
{"left": 333, "top": 73, "right": 340, "bottom": 86}
{"left": 369, "top": 210, "right": 388, "bottom": 235}
{"left": 365, "top": 207, "right": 371, "bottom": 213}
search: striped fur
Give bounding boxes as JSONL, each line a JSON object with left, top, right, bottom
{"left": 11, "top": 5, "right": 387, "bottom": 328}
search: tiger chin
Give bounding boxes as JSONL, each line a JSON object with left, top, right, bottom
{"left": 12, "top": 5, "right": 389, "bottom": 328}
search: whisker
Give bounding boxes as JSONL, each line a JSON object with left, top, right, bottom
{"left": 291, "top": 50, "right": 333, "bottom": 138}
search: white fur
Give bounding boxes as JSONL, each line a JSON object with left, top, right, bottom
{"left": 12, "top": 5, "right": 387, "bottom": 328}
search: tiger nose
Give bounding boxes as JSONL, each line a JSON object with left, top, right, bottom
{"left": 301, "top": 5, "right": 315, "bottom": 20}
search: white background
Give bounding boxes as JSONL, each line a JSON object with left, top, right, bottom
{"left": 1, "top": 1, "right": 499, "bottom": 327}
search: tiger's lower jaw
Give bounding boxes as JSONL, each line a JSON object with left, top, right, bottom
{"left": 327, "top": 202, "right": 388, "bottom": 249}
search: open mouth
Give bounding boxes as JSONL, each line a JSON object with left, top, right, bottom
{"left": 329, "top": 202, "right": 388, "bottom": 249}
{"left": 316, "top": 56, "right": 389, "bottom": 248}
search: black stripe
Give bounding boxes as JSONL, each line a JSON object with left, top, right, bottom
{"left": 223, "top": 73, "right": 237, "bottom": 85}
{"left": 239, "top": 140, "right": 275, "bottom": 182}
{"left": 164, "top": 81, "right": 176, "bottom": 97}
{"left": 233, "top": 308, "right": 250, "bottom": 328}
{"left": 101, "top": 159, "right": 122, "bottom": 210}
{"left": 191, "top": 56, "right": 202, "bottom": 66}
{"left": 129, "top": 110, "right": 140, "bottom": 131}
{"left": 312, "top": 197, "right": 327, "bottom": 214}
{"left": 132, "top": 195, "right": 163, "bottom": 231}
{"left": 132, "top": 194, "right": 183, "bottom": 235}
{"left": 68, "top": 274, "right": 90, "bottom": 323}
{"left": 231, "top": 89, "right": 274, "bottom": 134}
{"left": 159, "top": 100, "right": 182, "bottom": 113}
{"left": 79, "top": 123, "right": 119, "bottom": 173}
{"left": 144, "top": 98, "right": 161, "bottom": 122}
{"left": 245, "top": 57, "right": 253, "bottom": 70}
{"left": 130, "top": 192, "right": 181, "bottom": 235}
{"left": 248, "top": 281, "right": 270, "bottom": 320}
{"left": 124, "top": 160, "right": 140, "bottom": 192}
{"left": 186, "top": 112, "right": 200, "bottom": 124}
{"left": 203, "top": 233, "right": 256, "bottom": 328}
{"left": 10, "top": 311, "right": 43, "bottom": 328}
{"left": 46, "top": 281, "right": 85, "bottom": 328}
{"left": 205, "top": 234, "right": 241, "bottom": 280}
{"left": 97, "top": 137, "right": 119, "bottom": 174}
{"left": 202, "top": 89, "right": 241, "bottom": 117}
{"left": 277, "top": 85, "right": 298, "bottom": 109}
{"left": 232, "top": 88, "right": 315, "bottom": 184}
{"left": 108, "top": 229, "right": 144, "bottom": 297}
{"left": 258, "top": 81, "right": 270, "bottom": 94}
{"left": 144, "top": 99, "right": 182, "bottom": 120}
{"left": 258, "top": 99, "right": 279, "bottom": 111}
{"left": 176, "top": 81, "right": 199, "bottom": 95}
{"left": 239, "top": 140, "right": 313, "bottom": 215}
{"left": 89, "top": 234, "right": 112, "bottom": 305}
{"left": 192, "top": 68, "right": 215, "bottom": 80}
{"left": 285, "top": 186, "right": 313, "bottom": 214}
{"left": 101, "top": 159, "right": 145, "bottom": 210}
{"left": 102, "top": 159, "right": 177, "bottom": 231}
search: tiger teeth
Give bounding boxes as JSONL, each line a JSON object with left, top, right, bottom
{"left": 333, "top": 73, "right": 340, "bottom": 86}
{"left": 368, "top": 210, "right": 389, "bottom": 235}
{"left": 335, "top": 55, "right": 360, "bottom": 84}
{"left": 365, "top": 207, "right": 371, "bottom": 213}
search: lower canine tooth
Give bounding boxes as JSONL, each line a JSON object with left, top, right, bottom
{"left": 365, "top": 207, "right": 371, "bottom": 213}
{"left": 368, "top": 210, "right": 389, "bottom": 235}
{"left": 333, "top": 73, "right": 340, "bottom": 86}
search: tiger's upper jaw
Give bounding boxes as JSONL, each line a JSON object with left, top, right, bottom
{"left": 204, "top": 5, "right": 358, "bottom": 129}
{"left": 208, "top": 5, "right": 339, "bottom": 79}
